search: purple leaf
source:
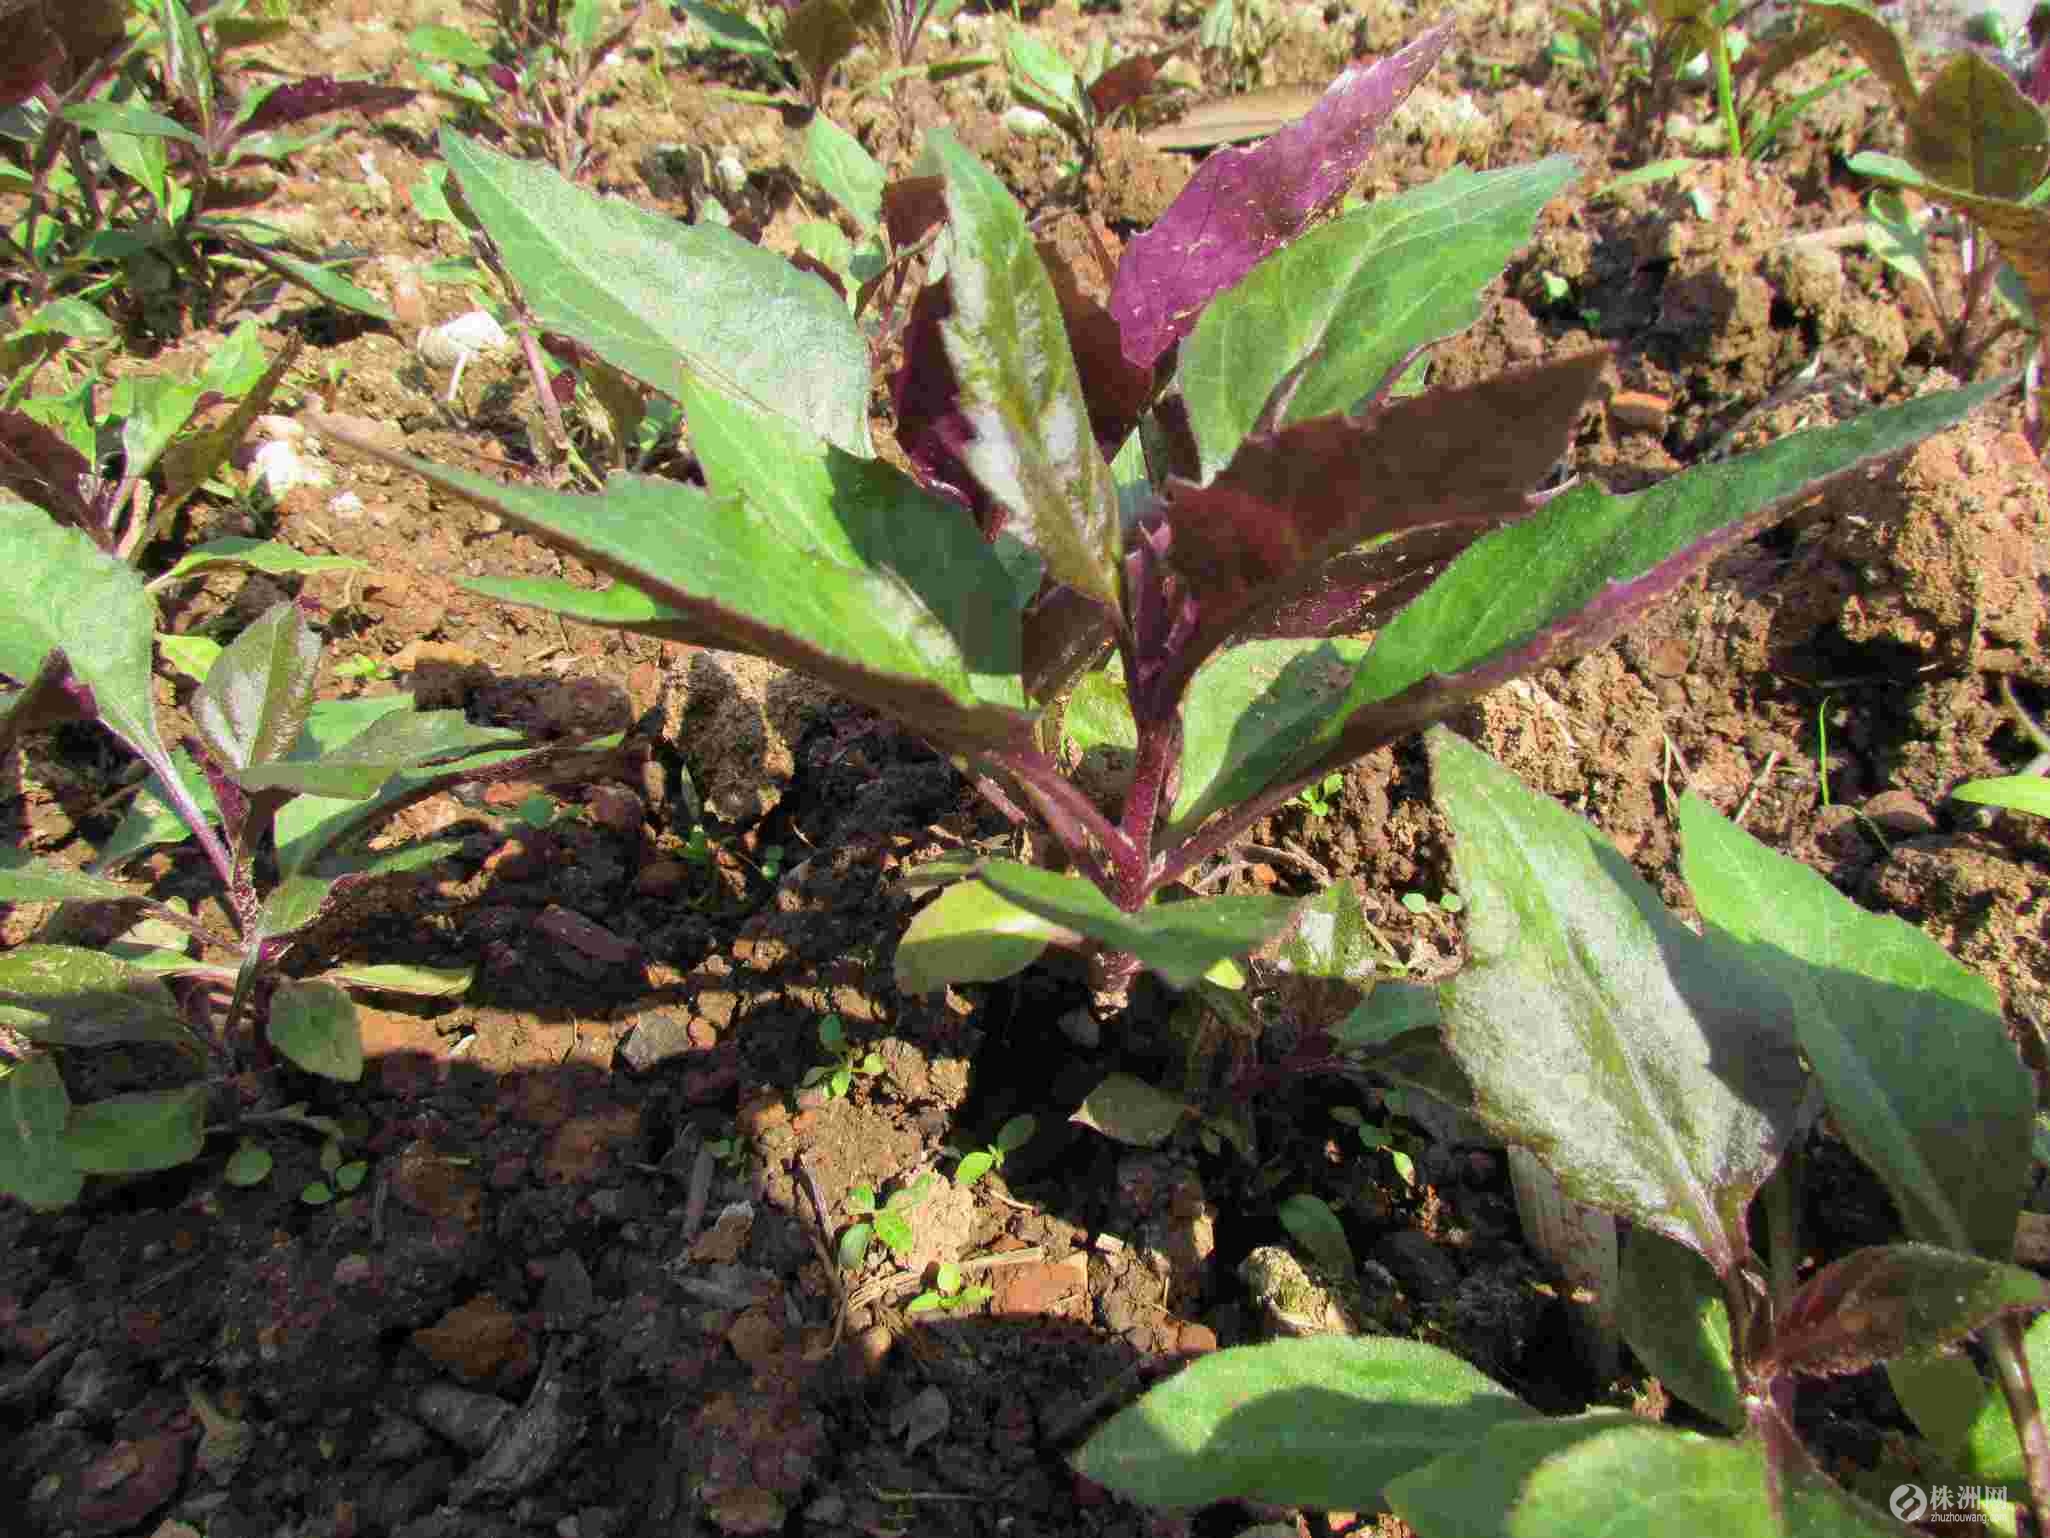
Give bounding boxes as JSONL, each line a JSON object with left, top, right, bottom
{"left": 0, "top": 412, "right": 96, "bottom": 531}
{"left": 1037, "top": 240, "right": 1156, "bottom": 460}
{"left": 1108, "top": 24, "right": 1452, "bottom": 370}
{"left": 1152, "top": 351, "right": 1606, "bottom": 707}
{"left": 890, "top": 277, "right": 994, "bottom": 531}
{"left": 236, "top": 77, "right": 414, "bottom": 137}
{"left": 1756, "top": 1244, "right": 2050, "bottom": 1381}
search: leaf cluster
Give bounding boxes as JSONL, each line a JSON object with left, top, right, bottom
{"left": 802, "top": 1012, "right": 884, "bottom": 1100}
{"left": 1077, "top": 729, "right": 2046, "bottom": 1533}
{"left": 839, "top": 1171, "right": 934, "bottom": 1269}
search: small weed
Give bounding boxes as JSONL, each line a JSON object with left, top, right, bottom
{"left": 803, "top": 1014, "right": 884, "bottom": 1101}
{"left": 333, "top": 654, "right": 395, "bottom": 683}
{"left": 952, "top": 1114, "right": 1036, "bottom": 1187}
{"left": 906, "top": 1260, "right": 995, "bottom": 1315}
{"left": 1331, "top": 1104, "right": 1417, "bottom": 1188}
{"left": 1291, "top": 772, "right": 1344, "bottom": 820}
{"left": 839, "top": 1173, "right": 935, "bottom": 1268}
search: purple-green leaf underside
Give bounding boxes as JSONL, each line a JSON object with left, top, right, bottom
{"left": 312, "top": 418, "right": 1039, "bottom": 754}
{"left": 1157, "top": 352, "right": 1605, "bottom": 703}
{"left": 1429, "top": 728, "right": 1809, "bottom": 1277}
{"left": 924, "top": 131, "right": 1123, "bottom": 613}
{"left": 1271, "top": 374, "right": 2009, "bottom": 791}
{"left": 1109, "top": 23, "right": 1453, "bottom": 369}
{"left": 971, "top": 860, "right": 1301, "bottom": 989}
{"left": 194, "top": 601, "right": 322, "bottom": 774}
{"left": 1074, "top": 1337, "right": 1537, "bottom": 1512}
{"left": 1757, "top": 1244, "right": 2050, "bottom": 1381}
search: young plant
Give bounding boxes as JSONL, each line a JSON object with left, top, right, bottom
{"left": 1076, "top": 727, "right": 2047, "bottom": 1534}
{"left": 5, "top": 0, "right": 406, "bottom": 324}
{"left": 905, "top": 1259, "right": 993, "bottom": 1314}
{"left": 952, "top": 1112, "right": 1035, "bottom": 1187}
{"left": 409, "top": 0, "right": 646, "bottom": 181}
{"left": 0, "top": 504, "right": 616, "bottom": 1209}
{"left": 1005, "top": 27, "right": 1174, "bottom": 180}
{"left": 802, "top": 1013, "right": 883, "bottom": 1100}
{"left": 1290, "top": 771, "right": 1344, "bottom": 820}
{"left": 1329, "top": 1104, "right": 1416, "bottom": 1188}
{"left": 838, "top": 1172, "right": 933, "bottom": 1268}
{"left": 313, "top": 25, "right": 2004, "bottom": 1061}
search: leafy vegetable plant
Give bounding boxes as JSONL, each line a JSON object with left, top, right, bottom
{"left": 1077, "top": 726, "right": 2047, "bottom": 1534}
{"left": 315, "top": 24, "right": 2004, "bottom": 1053}
{"left": 4, "top": 0, "right": 407, "bottom": 326}
{"left": 0, "top": 500, "right": 613, "bottom": 1209}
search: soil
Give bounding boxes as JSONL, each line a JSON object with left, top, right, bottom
{"left": 5, "top": 0, "right": 2050, "bottom": 1535}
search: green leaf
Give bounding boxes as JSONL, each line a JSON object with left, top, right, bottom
{"left": 1332, "top": 984, "right": 1441, "bottom": 1049}
{"left": 225, "top": 1138, "right": 274, "bottom": 1186}
{"left": 1074, "top": 1337, "right": 1537, "bottom": 1511}
{"left": 1181, "top": 158, "right": 1578, "bottom": 479}
{"left": 408, "top": 23, "right": 496, "bottom": 69}
{"left": 0, "top": 495, "right": 175, "bottom": 773}
{"left": 326, "top": 962, "right": 475, "bottom": 998}
{"left": 1953, "top": 1313, "right": 2050, "bottom": 1483}
{"left": 972, "top": 861, "right": 1302, "bottom": 990}
{"left": 1616, "top": 1228, "right": 1742, "bottom": 1429}
{"left": 1953, "top": 774, "right": 2050, "bottom": 818}
{"left": 1388, "top": 1411, "right": 1907, "bottom": 1536}
{"left": 268, "top": 981, "right": 364, "bottom": 1082}
{"left": 324, "top": 425, "right": 1036, "bottom": 754}
{"left": 996, "top": 1113, "right": 1037, "bottom": 1152}
{"left": 0, "top": 848, "right": 142, "bottom": 904}
{"left": 158, "top": 538, "right": 369, "bottom": 583}
{"left": 1863, "top": 187, "right": 1935, "bottom": 298}
{"left": 216, "top": 238, "right": 396, "bottom": 322}
{"left": 675, "top": 0, "right": 779, "bottom": 57}
{"left": 62, "top": 100, "right": 204, "bottom": 146}
{"left": 1429, "top": 731, "right": 1809, "bottom": 1277}
{"left": 195, "top": 602, "right": 323, "bottom": 774}
{"left": 1061, "top": 666, "right": 1137, "bottom": 755}
{"left": 806, "top": 115, "right": 884, "bottom": 233}
{"left": 1070, "top": 1072, "right": 1194, "bottom": 1147}
{"left": 1756, "top": 1244, "right": 2050, "bottom": 1380}
{"left": 956, "top": 1149, "right": 995, "bottom": 1186}
{"left": 925, "top": 131, "right": 1122, "bottom": 612}
{"left": 238, "top": 708, "right": 523, "bottom": 799}
{"left": 0, "top": 1055, "right": 83, "bottom": 1210}
{"left": 1006, "top": 28, "right": 1088, "bottom": 140}
{"left": 895, "top": 877, "right": 1066, "bottom": 994}
{"left": 1677, "top": 791, "right": 2030, "bottom": 1259}
{"left": 441, "top": 132, "right": 870, "bottom": 455}
{"left": 874, "top": 1209, "right": 915, "bottom": 1256}
{"left": 1888, "top": 1351, "right": 1990, "bottom": 1463}
{"left": 64, "top": 1085, "right": 207, "bottom": 1175}
{"left": 838, "top": 1220, "right": 874, "bottom": 1268}
{"left": 1277, "top": 1193, "right": 1355, "bottom": 1276}
{"left": 96, "top": 750, "right": 219, "bottom": 869}
{"left": 0, "top": 945, "right": 191, "bottom": 1047}
{"left": 1170, "top": 638, "right": 1372, "bottom": 837}
{"left": 847, "top": 1183, "right": 877, "bottom": 1213}
{"left": 157, "top": 633, "right": 223, "bottom": 682}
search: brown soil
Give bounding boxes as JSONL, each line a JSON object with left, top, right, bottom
{"left": 5, "top": 0, "right": 2049, "bottom": 1535}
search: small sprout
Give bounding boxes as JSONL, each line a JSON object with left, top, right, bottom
{"left": 956, "top": 1113, "right": 1037, "bottom": 1187}
{"left": 514, "top": 792, "right": 561, "bottom": 828}
{"left": 758, "top": 844, "right": 786, "bottom": 881}
{"left": 802, "top": 1014, "right": 885, "bottom": 1101}
{"left": 906, "top": 1260, "right": 995, "bottom": 1315}
{"left": 1333, "top": 1105, "right": 1418, "bottom": 1188}
{"left": 681, "top": 825, "right": 715, "bottom": 865}
{"left": 334, "top": 1160, "right": 369, "bottom": 1194}
{"left": 301, "top": 1181, "right": 335, "bottom": 1206}
{"left": 1539, "top": 270, "right": 1571, "bottom": 303}
{"left": 334, "top": 654, "right": 393, "bottom": 682}
{"left": 1290, "top": 772, "right": 1345, "bottom": 820}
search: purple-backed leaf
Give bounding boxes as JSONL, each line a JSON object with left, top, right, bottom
{"left": 193, "top": 601, "right": 322, "bottom": 774}
{"left": 1430, "top": 728, "right": 1809, "bottom": 1277}
{"left": 1153, "top": 352, "right": 1605, "bottom": 709}
{"left": 1108, "top": 24, "right": 1451, "bottom": 370}
{"left": 890, "top": 277, "right": 992, "bottom": 529}
{"left": 1756, "top": 1245, "right": 2050, "bottom": 1381}
{"left": 1037, "top": 241, "right": 1156, "bottom": 461}
{"left": 926, "top": 131, "right": 1123, "bottom": 613}
{"left": 1265, "top": 374, "right": 2010, "bottom": 796}
{"left": 1905, "top": 51, "right": 2049, "bottom": 203}
{"left": 0, "top": 16, "right": 66, "bottom": 109}
{"left": 0, "top": 412, "right": 95, "bottom": 530}
{"left": 1022, "top": 584, "right": 1116, "bottom": 703}
{"left": 1087, "top": 49, "right": 1176, "bottom": 119}
{"left": 236, "top": 708, "right": 525, "bottom": 799}
{"left": 882, "top": 175, "right": 948, "bottom": 251}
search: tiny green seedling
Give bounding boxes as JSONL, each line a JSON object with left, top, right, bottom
{"left": 680, "top": 824, "right": 716, "bottom": 865}
{"left": 706, "top": 1133, "right": 750, "bottom": 1171}
{"left": 1331, "top": 1104, "right": 1417, "bottom": 1188}
{"left": 513, "top": 791, "right": 569, "bottom": 829}
{"left": 1291, "top": 771, "right": 1345, "bottom": 820}
{"left": 298, "top": 1134, "right": 369, "bottom": 1206}
{"left": 906, "top": 1260, "right": 995, "bottom": 1315}
{"left": 803, "top": 1014, "right": 884, "bottom": 1101}
{"left": 839, "top": 1173, "right": 935, "bottom": 1268}
{"left": 333, "top": 654, "right": 396, "bottom": 683}
{"left": 954, "top": 1113, "right": 1036, "bottom": 1187}
{"left": 756, "top": 843, "right": 787, "bottom": 881}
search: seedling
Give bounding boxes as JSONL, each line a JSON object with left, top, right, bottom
{"left": 1330, "top": 1104, "right": 1416, "bottom": 1188}
{"left": 0, "top": 541, "right": 615, "bottom": 1209}
{"left": 705, "top": 1133, "right": 751, "bottom": 1171}
{"left": 333, "top": 654, "right": 396, "bottom": 684}
{"left": 953, "top": 1113, "right": 1036, "bottom": 1187}
{"left": 1290, "top": 772, "right": 1344, "bottom": 820}
{"left": 839, "top": 1173, "right": 935, "bottom": 1268}
{"left": 905, "top": 1260, "right": 994, "bottom": 1314}
{"left": 802, "top": 1014, "right": 884, "bottom": 1101}
{"left": 321, "top": 28, "right": 2002, "bottom": 1102}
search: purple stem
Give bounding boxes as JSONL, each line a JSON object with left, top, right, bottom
{"left": 1989, "top": 1315, "right": 2050, "bottom": 1537}
{"left": 1115, "top": 717, "right": 1177, "bottom": 910}
{"left": 1154, "top": 754, "right": 1356, "bottom": 893}
{"left": 983, "top": 746, "right": 1134, "bottom": 898}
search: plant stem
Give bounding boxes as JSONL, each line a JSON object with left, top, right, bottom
{"left": 982, "top": 746, "right": 1129, "bottom": 891}
{"left": 1989, "top": 1314, "right": 2050, "bottom": 1535}
{"left": 1115, "top": 719, "right": 1176, "bottom": 909}
{"left": 1760, "top": 1152, "right": 1798, "bottom": 1317}
{"left": 1713, "top": 24, "right": 1742, "bottom": 160}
